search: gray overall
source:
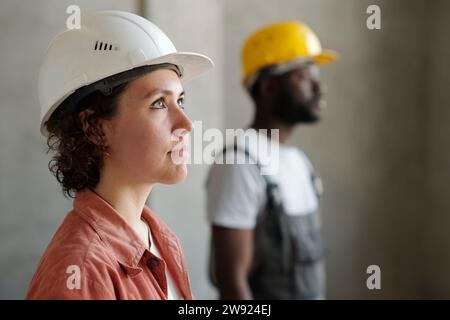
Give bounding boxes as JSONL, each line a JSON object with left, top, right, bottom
{"left": 218, "top": 144, "right": 327, "bottom": 300}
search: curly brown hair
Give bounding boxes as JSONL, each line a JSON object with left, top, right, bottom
{"left": 45, "top": 83, "right": 129, "bottom": 198}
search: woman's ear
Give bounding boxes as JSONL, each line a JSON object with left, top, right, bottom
{"left": 100, "top": 119, "right": 114, "bottom": 150}
{"left": 79, "top": 109, "right": 108, "bottom": 147}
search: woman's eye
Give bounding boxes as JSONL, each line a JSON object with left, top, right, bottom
{"left": 150, "top": 99, "right": 165, "bottom": 109}
{"left": 177, "top": 97, "right": 185, "bottom": 109}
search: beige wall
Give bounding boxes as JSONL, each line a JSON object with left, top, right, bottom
{"left": 424, "top": 0, "right": 450, "bottom": 299}
{"left": 0, "top": 0, "right": 138, "bottom": 299}
{"left": 223, "top": 0, "right": 446, "bottom": 299}
{"left": 0, "top": 0, "right": 224, "bottom": 300}
{"left": 144, "top": 0, "right": 224, "bottom": 299}
{"left": 1, "top": 0, "right": 450, "bottom": 299}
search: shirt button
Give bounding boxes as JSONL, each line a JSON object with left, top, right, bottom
{"left": 147, "top": 257, "right": 160, "bottom": 269}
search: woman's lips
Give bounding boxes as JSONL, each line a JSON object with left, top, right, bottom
{"left": 169, "top": 146, "right": 187, "bottom": 154}
{"left": 168, "top": 146, "right": 188, "bottom": 163}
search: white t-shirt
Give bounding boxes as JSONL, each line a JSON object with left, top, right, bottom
{"left": 147, "top": 225, "right": 183, "bottom": 300}
{"left": 206, "top": 131, "right": 320, "bottom": 229}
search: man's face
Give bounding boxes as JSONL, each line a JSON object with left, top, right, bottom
{"left": 273, "top": 63, "right": 325, "bottom": 125}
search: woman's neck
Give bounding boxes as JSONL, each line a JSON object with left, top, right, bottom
{"left": 94, "top": 167, "right": 153, "bottom": 232}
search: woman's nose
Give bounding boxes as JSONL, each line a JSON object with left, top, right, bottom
{"left": 172, "top": 103, "right": 193, "bottom": 133}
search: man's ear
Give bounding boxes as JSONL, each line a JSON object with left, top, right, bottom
{"left": 259, "top": 77, "right": 277, "bottom": 100}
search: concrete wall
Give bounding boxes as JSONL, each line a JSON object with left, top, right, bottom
{"left": 1, "top": 0, "right": 449, "bottom": 299}
{"left": 0, "top": 0, "right": 224, "bottom": 300}
{"left": 424, "top": 0, "right": 450, "bottom": 299}
{"left": 143, "top": 0, "right": 224, "bottom": 299}
{"left": 0, "top": 0, "right": 139, "bottom": 299}
{"left": 223, "top": 0, "right": 441, "bottom": 299}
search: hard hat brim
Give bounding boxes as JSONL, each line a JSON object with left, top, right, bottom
{"left": 137, "top": 51, "right": 215, "bottom": 83}
{"left": 40, "top": 51, "right": 214, "bottom": 137}
{"left": 243, "top": 49, "right": 338, "bottom": 89}
{"left": 313, "top": 49, "right": 339, "bottom": 64}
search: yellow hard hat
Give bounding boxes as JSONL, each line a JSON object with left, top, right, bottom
{"left": 242, "top": 21, "right": 338, "bottom": 88}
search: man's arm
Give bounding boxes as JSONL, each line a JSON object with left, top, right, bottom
{"left": 211, "top": 225, "right": 254, "bottom": 300}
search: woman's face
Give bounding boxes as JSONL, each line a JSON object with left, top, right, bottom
{"left": 102, "top": 68, "right": 192, "bottom": 185}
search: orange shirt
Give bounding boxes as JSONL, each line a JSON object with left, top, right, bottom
{"left": 26, "top": 188, "right": 193, "bottom": 300}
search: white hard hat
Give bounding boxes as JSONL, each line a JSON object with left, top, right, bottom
{"left": 39, "top": 10, "right": 214, "bottom": 137}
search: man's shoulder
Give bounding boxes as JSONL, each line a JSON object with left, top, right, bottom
{"left": 207, "top": 156, "right": 264, "bottom": 191}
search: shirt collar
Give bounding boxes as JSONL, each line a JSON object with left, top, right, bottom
{"left": 74, "top": 189, "right": 148, "bottom": 270}
{"left": 73, "top": 188, "right": 192, "bottom": 299}
{"left": 74, "top": 188, "right": 186, "bottom": 270}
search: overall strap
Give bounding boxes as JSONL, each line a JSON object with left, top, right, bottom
{"left": 219, "top": 141, "right": 279, "bottom": 195}
{"left": 220, "top": 141, "right": 291, "bottom": 271}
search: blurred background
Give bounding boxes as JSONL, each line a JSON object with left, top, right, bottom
{"left": 1, "top": 0, "right": 450, "bottom": 299}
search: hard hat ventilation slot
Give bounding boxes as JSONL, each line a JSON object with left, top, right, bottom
{"left": 94, "top": 41, "right": 115, "bottom": 51}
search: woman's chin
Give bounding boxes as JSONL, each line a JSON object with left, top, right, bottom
{"left": 162, "top": 165, "right": 188, "bottom": 184}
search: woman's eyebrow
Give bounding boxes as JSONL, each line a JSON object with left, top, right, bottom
{"left": 142, "top": 89, "right": 185, "bottom": 100}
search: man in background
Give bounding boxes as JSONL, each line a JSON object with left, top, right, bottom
{"left": 206, "top": 21, "right": 338, "bottom": 299}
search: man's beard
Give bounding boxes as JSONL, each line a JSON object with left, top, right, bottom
{"left": 274, "top": 92, "right": 320, "bottom": 125}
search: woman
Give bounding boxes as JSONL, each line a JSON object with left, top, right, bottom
{"left": 26, "top": 11, "right": 213, "bottom": 299}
